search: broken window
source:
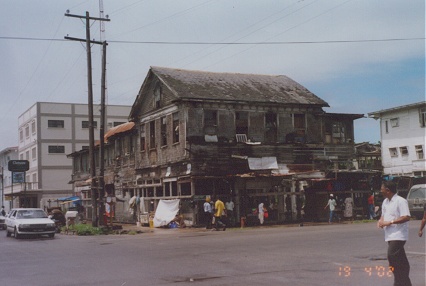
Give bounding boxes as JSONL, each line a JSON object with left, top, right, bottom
{"left": 293, "top": 113, "right": 305, "bottom": 131}
{"left": 204, "top": 110, "right": 217, "bottom": 134}
{"left": 140, "top": 124, "right": 146, "bottom": 152}
{"left": 161, "top": 116, "right": 167, "bottom": 146}
{"left": 389, "top": 147, "right": 398, "bottom": 157}
{"left": 399, "top": 146, "right": 408, "bottom": 156}
{"left": 332, "top": 123, "right": 346, "bottom": 142}
{"left": 149, "top": 121, "right": 156, "bottom": 149}
{"left": 235, "top": 111, "right": 248, "bottom": 135}
{"left": 172, "top": 112, "right": 179, "bottom": 144}
{"left": 265, "top": 112, "right": 277, "bottom": 142}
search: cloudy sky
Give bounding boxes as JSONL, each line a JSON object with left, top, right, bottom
{"left": 0, "top": 0, "right": 424, "bottom": 151}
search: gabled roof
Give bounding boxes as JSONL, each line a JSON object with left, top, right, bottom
{"left": 131, "top": 67, "right": 329, "bottom": 119}
{"left": 153, "top": 66, "right": 329, "bottom": 105}
{"left": 368, "top": 101, "right": 426, "bottom": 119}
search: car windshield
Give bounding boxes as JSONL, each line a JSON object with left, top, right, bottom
{"left": 409, "top": 187, "right": 426, "bottom": 199}
{"left": 17, "top": 210, "right": 48, "bottom": 219}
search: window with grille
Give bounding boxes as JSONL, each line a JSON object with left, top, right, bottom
{"left": 48, "top": 120, "right": 64, "bottom": 128}
{"left": 82, "top": 121, "right": 97, "bottom": 128}
{"left": 48, "top": 145, "right": 65, "bottom": 154}
{"left": 390, "top": 118, "right": 399, "bottom": 128}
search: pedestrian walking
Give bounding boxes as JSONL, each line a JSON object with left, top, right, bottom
{"left": 258, "top": 201, "right": 266, "bottom": 225}
{"left": 213, "top": 197, "right": 226, "bottom": 231}
{"left": 368, "top": 191, "right": 376, "bottom": 219}
{"left": 377, "top": 181, "right": 412, "bottom": 286}
{"left": 203, "top": 197, "right": 213, "bottom": 229}
{"left": 418, "top": 204, "right": 426, "bottom": 237}
{"left": 343, "top": 195, "right": 354, "bottom": 222}
{"left": 324, "top": 194, "right": 337, "bottom": 223}
{"left": 225, "top": 198, "right": 235, "bottom": 226}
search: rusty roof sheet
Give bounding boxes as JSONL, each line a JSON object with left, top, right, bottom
{"left": 104, "top": 122, "right": 135, "bottom": 142}
{"left": 151, "top": 66, "right": 329, "bottom": 106}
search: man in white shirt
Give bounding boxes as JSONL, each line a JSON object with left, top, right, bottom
{"left": 203, "top": 197, "right": 213, "bottom": 229}
{"left": 377, "top": 181, "right": 412, "bottom": 286}
{"left": 225, "top": 199, "right": 234, "bottom": 226}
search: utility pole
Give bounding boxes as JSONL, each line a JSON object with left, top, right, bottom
{"left": 99, "top": 41, "right": 107, "bottom": 226}
{"left": 65, "top": 11, "right": 110, "bottom": 227}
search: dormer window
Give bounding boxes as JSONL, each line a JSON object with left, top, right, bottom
{"left": 154, "top": 84, "right": 161, "bottom": 109}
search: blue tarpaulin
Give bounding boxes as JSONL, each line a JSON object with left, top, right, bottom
{"left": 57, "top": 196, "right": 81, "bottom": 205}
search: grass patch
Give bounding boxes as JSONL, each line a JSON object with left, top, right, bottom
{"left": 62, "top": 224, "right": 110, "bottom": 236}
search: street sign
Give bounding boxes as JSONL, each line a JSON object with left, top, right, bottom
{"left": 8, "top": 160, "right": 29, "bottom": 172}
{"left": 12, "top": 172, "right": 25, "bottom": 183}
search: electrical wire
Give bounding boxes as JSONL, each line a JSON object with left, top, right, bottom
{"left": 1, "top": 36, "right": 423, "bottom": 45}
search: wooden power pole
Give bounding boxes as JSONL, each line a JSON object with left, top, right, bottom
{"left": 65, "top": 11, "right": 110, "bottom": 227}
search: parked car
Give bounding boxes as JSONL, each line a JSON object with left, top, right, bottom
{"left": 0, "top": 215, "right": 6, "bottom": 230}
{"left": 406, "top": 184, "right": 426, "bottom": 220}
{"left": 5, "top": 208, "right": 56, "bottom": 239}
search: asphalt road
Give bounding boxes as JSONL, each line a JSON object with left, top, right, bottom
{"left": 0, "top": 222, "right": 425, "bottom": 286}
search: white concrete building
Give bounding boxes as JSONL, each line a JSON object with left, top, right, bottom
{"left": 12, "top": 102, "right": 131, "bottom": 209}
{"left": 0, "top": 146, "right": 19, "bottom": 213}
{"left": 369, "top": 101, "right": 426, "bottom": 177}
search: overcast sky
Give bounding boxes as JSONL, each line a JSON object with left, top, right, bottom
{"left": 1, "top": 0, "right": 424, "bottom": 151}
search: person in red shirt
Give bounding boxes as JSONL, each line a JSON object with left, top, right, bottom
{"left": 367, "top": 192, "right": 376, "bottom": 220}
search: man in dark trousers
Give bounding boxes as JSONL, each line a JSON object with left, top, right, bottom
{"left": 377, "top": 181, "right": 412, "bottom": 286}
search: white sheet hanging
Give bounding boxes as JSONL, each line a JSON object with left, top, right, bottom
{"left": 153, "top": 199, "right": 180, "bottom": 227}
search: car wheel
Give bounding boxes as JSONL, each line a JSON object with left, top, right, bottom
{"left": 6, "top": 229, "right": 11, "bottom": 237}
{"left": 14, "top": 227, "right": 21, "bottom": 239}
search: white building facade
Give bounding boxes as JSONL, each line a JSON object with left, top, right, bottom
{"left": 0, "top": 146, "right": 19, "bottom": 213}
{"left": 369, "top": 101, "right": 426, "bottom": 177}
{"left": 12, "top": 102, "right": 131, "bottom": 210}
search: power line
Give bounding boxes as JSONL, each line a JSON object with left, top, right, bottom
{"left": 1, "top": 36, "right": 423, "bottom": 45}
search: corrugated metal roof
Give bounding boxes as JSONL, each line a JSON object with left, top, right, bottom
{"left": 104, "top": 122, "right": 135, "bottom": 142}
{"left": 151, "top": 66, "right": 329, "bottom": 106}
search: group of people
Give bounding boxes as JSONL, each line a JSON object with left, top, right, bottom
{"left": 203, "top": 197, "right": 234, "bottom": 231}
{"left": 324, "top": 191, "right": 378, "bottom": 224}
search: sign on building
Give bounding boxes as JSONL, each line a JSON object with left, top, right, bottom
{"left": 8, "top": 160, "right": 30, "bottom": 172}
